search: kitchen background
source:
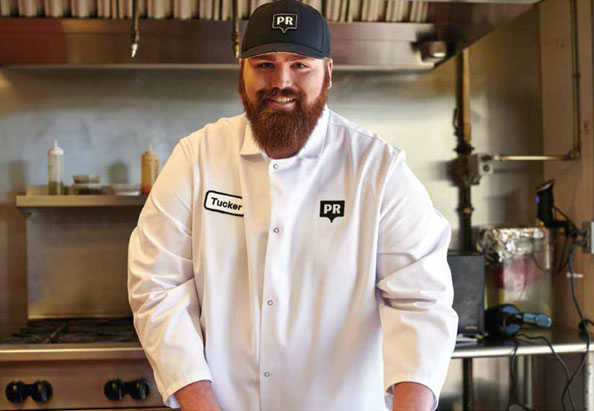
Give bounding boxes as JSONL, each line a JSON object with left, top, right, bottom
{"left": 0, "top": 5, "right": 572, "bottom": 409}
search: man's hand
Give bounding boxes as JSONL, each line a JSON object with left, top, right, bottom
{"left": 174, "top": 380, "right": 221, "bottom": 411}
{"left": 392, "top": 382, "right": 434, "bottom": 411}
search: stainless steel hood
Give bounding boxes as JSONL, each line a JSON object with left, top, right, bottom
{"left": 0, "top": 0, "right": 539, "bottom": 70}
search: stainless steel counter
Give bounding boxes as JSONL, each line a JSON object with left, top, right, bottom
{"left": 454, "top": 326, "right": 594, "bottom": 411}
{"left": 454, "top": 326, "right": 593, "bottom": 359}
{"left": 1, "top": 326, "right": 592, "bottom": 410}
{"left": 2, "top": 326, "right": 589, "bottom": 361}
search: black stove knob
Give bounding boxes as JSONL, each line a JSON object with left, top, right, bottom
{"left": 127, "top": 378, "right": 150, "bottom": 400}
{"left": 104, "top": 379, "right": 125, "bottom": 401}
{"left": 5, "top": 381, "right": 27, "bottom": 403}
{"left": 31, "top": 380, "right": 52, "bottom": 402}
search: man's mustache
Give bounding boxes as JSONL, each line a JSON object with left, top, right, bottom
{"left": 257, "top": 88, "right": 302, "bottom": 101}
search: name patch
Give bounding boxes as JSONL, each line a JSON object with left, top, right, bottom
{"left": 204, "top": 190, "right": 244, "bottom": 217}
{"left": 272, "top": 13, "right": 298, "bottom": 33}
{"left": 320, "top": 201, "right": 345, "bottom": 223}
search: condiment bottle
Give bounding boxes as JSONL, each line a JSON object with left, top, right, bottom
{"left": 48, "top": 139, "right": 64, "bottom": 195}
{"left": 141, "top": 145, "right": 159, "bottom": 195}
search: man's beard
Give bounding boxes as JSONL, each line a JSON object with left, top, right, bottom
{"left": 238, "top": 65, "right": 330, "bottom": 157}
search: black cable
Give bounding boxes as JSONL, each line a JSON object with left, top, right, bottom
{"left": 578, "top": 319, "right": 594, "bottom": 333}
{"left": 507, "top": 340, "right": 520, "bottom": 411}
{"left": 560, "top": 243, "right": 591, "bottom": 409}
{"left": 515, "top": 333, "right": 575, "bottom": 411}
{"left": 553, "top": 205, "right": 578, "bottom": 232}
{"left": 554, "top": 234, "right": 570, "bottom": 276}
{"left": 547, "top": 204, "right": 591, "bottom": 409}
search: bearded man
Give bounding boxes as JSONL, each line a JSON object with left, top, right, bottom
{"left": 128, "top": 1, "right": 458, "bottom": 410}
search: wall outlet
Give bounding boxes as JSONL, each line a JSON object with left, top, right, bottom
{"left": 582, "top": 221, "right": 594, "bottom": 254}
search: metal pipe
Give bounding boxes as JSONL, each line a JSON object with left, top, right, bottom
{"left": 463, "top": 358, "right": 473, "bottom": 411}
{"left": 456, "top": 50, "right": 472, "bottom": 154}
{"left": 569, "top": 0, "right": 582, "bottom": 159}
{"left": 232, "top": 0, "right": 240, "bottom": 59}
{"left": 454, "top": 49, "right": 474, "bottom": 252}
{"left": 131, "top": 0, "right": 140, "bottom": 58}
{"left": 459, "top": 188, "right": 473, "bottom": 251}
{"left": 523, "top": 355, "right": 533, "bottom": 408}
{"left": 492, "top": 154, "right": 571, "bottom": 161}
{"left": 453, "top": 49, "right": 475, "bottom": 410}
{"left": 585, "top": 351, "right": 594, "bottom": 411}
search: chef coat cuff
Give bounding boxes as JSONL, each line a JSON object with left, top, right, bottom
{"left": 385, "top": 378, "right": 438, "bottom": 411}
{"left": 162, "top": 372, "right": 213, "bottom": 408}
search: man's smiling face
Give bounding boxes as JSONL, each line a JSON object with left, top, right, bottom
{"left": 238, "top": 52, "right": 333, "bottom": 159}
{"left": 241, "top": 52, "right": 331, "bottom": 112}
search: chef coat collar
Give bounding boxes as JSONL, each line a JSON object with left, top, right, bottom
{"left": 240, "top": 105, "right": 329, "bottom": 159}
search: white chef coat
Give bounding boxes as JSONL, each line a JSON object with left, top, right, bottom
{"left": 128, "top": 105, "right": 458, "bottom": 411}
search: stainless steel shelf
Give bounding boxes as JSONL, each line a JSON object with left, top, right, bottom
{"left": 0, "top": 18, "right": 439, "bottom": 70}
{"left": 16, "top": 195, "right": 146, "bottom": 208}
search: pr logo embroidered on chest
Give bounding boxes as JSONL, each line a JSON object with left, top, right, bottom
{"left": 272, "top": 14, "right": 298, "bottom": 33}
{"left": 204, "top": 190, "right": 244, "bottom": 217}
{"left": 320, "top": 201, "right": 345, "bottom": 223}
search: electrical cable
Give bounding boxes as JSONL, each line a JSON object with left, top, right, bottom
{"left": 507, "top": 340, "right": 520, "bottom": 411}
{"left": 515, "top": 333, "right": 575, "bottom": 411}
{"left": 578, "top": 319, "right": 594, "bottom": 333}
{"left": 554, "top": 234, "right": 570, "bottom": 276}
{"left": 553, "top": 205, "right": 578, "bottom": 232}
{"left": 548, "top": 205, "right": 589, "bottom": 409}
{"left": 521, "top": 201, "right": 592, "bottom": 410}
{"left": 505, "top": 340, "right": 539, "bottom": 411}
{"left": 560, "top": 242, "right": 591, "bottom": 409}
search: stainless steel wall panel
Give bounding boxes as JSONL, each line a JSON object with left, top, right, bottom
{"left": 25, "top": 208, "right": 140, "bottom": 318}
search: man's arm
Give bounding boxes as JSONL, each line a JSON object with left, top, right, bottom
{"left": 174, "top": 381, "right": 221, "bottom": 411}
{"left": 376, "top": 149, "right": 458, "bottom": 409}
{"left": 128, "top": 138, "right": 214, "bottom": 408}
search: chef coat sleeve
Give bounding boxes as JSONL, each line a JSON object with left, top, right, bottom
{"left": 128, "top": 138, "right": 211, "bottom": 409}
{"left": 375, "top": 149, "right": 458, "bottom": 409}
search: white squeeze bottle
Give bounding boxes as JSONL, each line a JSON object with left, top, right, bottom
{"left": 48, "top": 140, "right": 64, "bottom": 195}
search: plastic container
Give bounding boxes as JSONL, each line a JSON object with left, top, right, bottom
{"left": 478, "top": 227, "right": 552, "bottom": 316}
{"left": 141, "top": 146, "right": 159, "bottom": 195}
{"left": 48, "top": 140, "right": 64, "bottom": 195}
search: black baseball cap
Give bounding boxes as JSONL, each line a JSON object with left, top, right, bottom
{"left": 241, "top": 0, "right": 331, "bottom": 59}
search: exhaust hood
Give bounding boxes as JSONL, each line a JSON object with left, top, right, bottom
{"left": 0, "top": 0, "right": 539, "bottom": 70}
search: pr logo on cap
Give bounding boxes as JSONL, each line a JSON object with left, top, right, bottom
{"left": 272, "top": 14, "right": 298, "bottom": 33}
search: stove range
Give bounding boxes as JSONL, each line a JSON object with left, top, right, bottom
{"left": 1, "top": 318, "right": 139, "bottom": 345}
{"left": 0, "top": 317, "right": 167, "bottom": 410}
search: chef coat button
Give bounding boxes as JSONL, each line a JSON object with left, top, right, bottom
{"left": 267, "top": 300, "right": 274, "bottom": 306}
{"left": 264, "top": 372, "right": 270, "bottom": 377}
{"left": 272, "top": 163, "right": 279, "bottom": 170}
{"left": 273, "top": 227, "right": 280, "bottom": 233}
